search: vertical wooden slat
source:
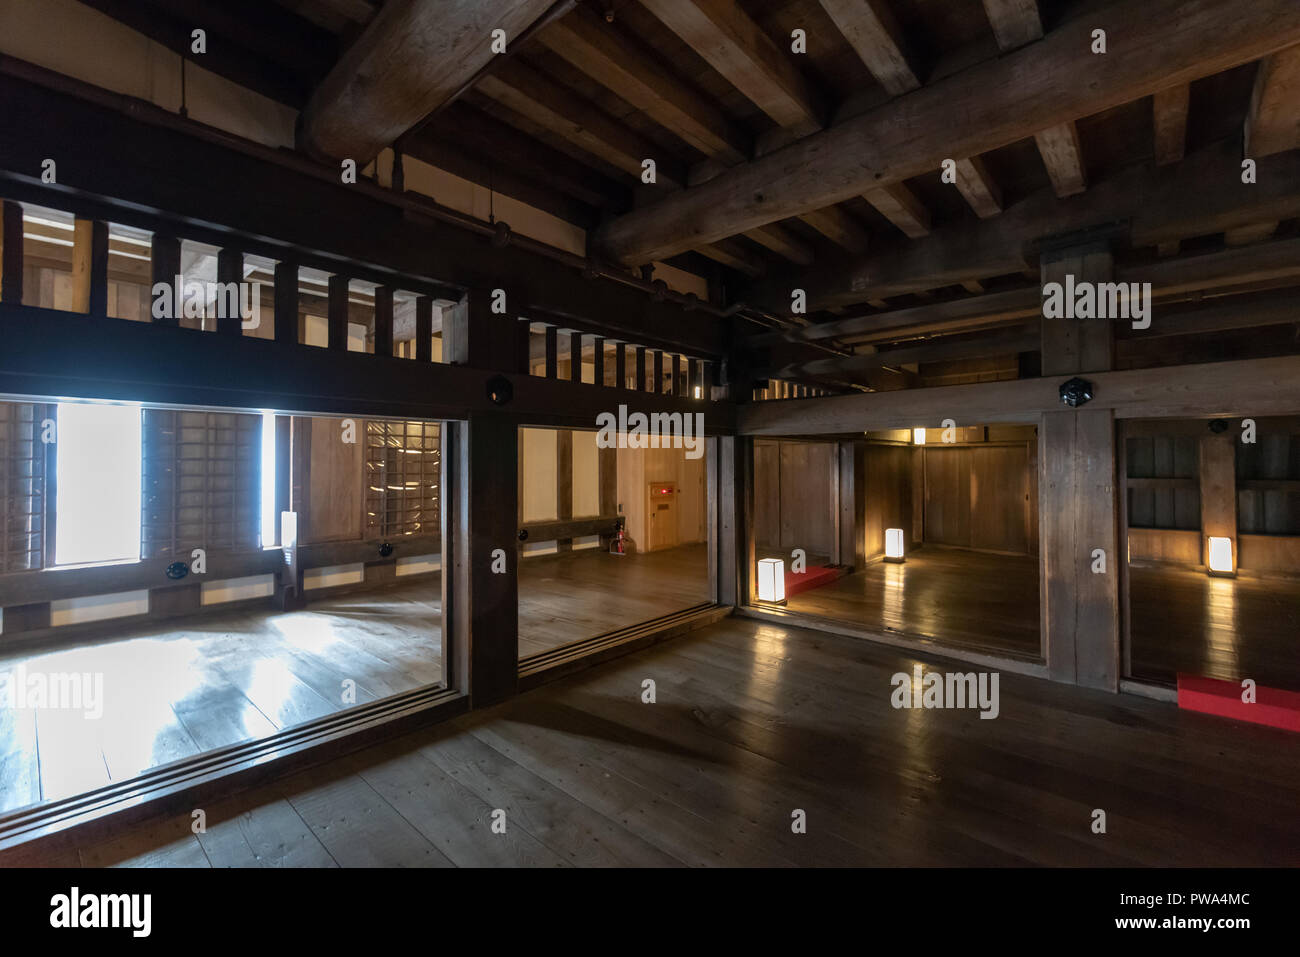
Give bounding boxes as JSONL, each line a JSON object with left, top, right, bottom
{"left": 569, "top": 331, "right": 584, "bottom": 383}
{"left": 327, "top": 274, "right": 349, "bottom": 350}
{"left": 635, "top": 346, "right": 646, "bottom": 392}
{"left": 544, "top": 325, "right": 558, "bottom": 378}
{"left": 273, "top": 258, "right": 298, "bottom": 343}
{"left": 373, "top": 285, "right": 394, "bottom": 357}
{"left": 615, "top": 342, "right": 627, "bottom": 390}
{"left": 72, "top": 219, "right": 109, "bottom": 315}
{"left": 149, "top": 233, "right": 181, "bottom": 327}
{"left": 652, "top": 350, "right": 664, "bottom": 395}
{"left": 2, "top": 200, "right": 25, "bottom": 303}
{"left": 592, "top": 337, "right": 605, "bottom": 387}
{"left": 687, "top": 359, "right": 697, "bottom": 399}
{"left": 415, "top": 295, "right": 433, "bottom": 362}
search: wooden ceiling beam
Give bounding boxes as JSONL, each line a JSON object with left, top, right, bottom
{"left": 299, "top": 0, "right": 557, "bottom": 162}
{"left": 798, "top": 206, "right": 871, "bottom": 253}
{"left": 864, "top": 183, "right": 931, "bottom": 238}
{"left": 695, "top": 240, "right": 769, "bottom": 277}
{"left": 1245, "top": 44, "right": 1300, "bottom": 157}
{"left": 953, "top": 156, "right": 1004, "bottom": 218}
{"left": 1034, "top": 122, "right": 1088, "bottom": 197}
{"left": 639, "top": 0, "right": 823, "bottom": 135}
{"left": 594, "top": 0, "right": 1300, "bottom": 266}
{"left": 1152, "top": 83, "right": 1190, "bottom": 166}
{"left": 475, "top": 58, "right": 686, "bottom": 189}
{"left": 742, "top": 224, "right": 815, "bottom": 265}
{"left": 818, "top": 0, "right": 920, "bottom": 96}
{"left": 745, "top": 137, "right": 1300, "bottom": 313}
{"left": 759, "top": 325, "right": 1039, "bottom": 380}
{"left": 536, "top": 5, "right": 751, "bottom": 164}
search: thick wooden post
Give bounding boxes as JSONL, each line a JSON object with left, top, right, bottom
{"left": 451, "top": 414, "right": 519, "bottom": 705}
{"left": 716, "top": 434, "right": 752, "bottom": 607}
{"left": 1199, "top": 431, "right": 1237, "bottom": 572}
{"left": 373, "top": 285, "right": 394, "bottom": 357}
{"left": 273, "top": 258, "right": 298, "bottom": 343}
{"left": 2, "top": 200, "right": 25, "bottom": 303}
{"left": 72, "top": 219, "right": 109, "bottom": 315}
{"left": 838, "top": 439, "right": 867, "bottom": 571}
{"left": 556, "top": 428, "right": 573, "bottom": 552}
{"left": 215, "top": 247, "right": 244, "bottom": 335}
{"left": 327, "top": 274, "right": 349, "bottom": 350}
{"left": 599, "top": 443, "right": 617, "bottom": 546}
{"left": 415, "top": 296, "right": 434, "bottom": 362}
{"left": 1039, "top": 241, "right": 1119, "bottom": 690}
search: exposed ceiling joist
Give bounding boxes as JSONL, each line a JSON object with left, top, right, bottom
{"left": 817, "top": 0, "right": 919, "bottom": 96}
{"left": 952, "top": 156, "right": 1004, "bottom": 219}
{"left": 639, "top": 0, "right": 823, "bottom": 135}
{"left": 760, "top": 326, "right": 1039, "bottom": 380}
{"left": 1245, "top": 44, "right": 1300, "bottom": 157}
{"left": 744, "top": 138, "right": 1300, "bottom": 312}
{"left": 864, "top": 183, "right": 930, "bottom": 238}
{"left": 300, "top": 0, "right": 558, "bottom": 162}
{"left": 1152, "top": 83, "right": 1190, "bottom": 166}
{"left": 594, "top": 0, "right": 1300, "bottom": 266}
{"left": 798, "top": 206, "right": 871, "bottom": 252}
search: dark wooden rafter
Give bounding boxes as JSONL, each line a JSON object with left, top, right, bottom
{"left": 594, "top": 0, "right": 1300, "bottom": 266}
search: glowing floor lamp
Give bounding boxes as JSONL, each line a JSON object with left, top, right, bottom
{"left": 757, "top": 557, "right": 786, "bottom": 604}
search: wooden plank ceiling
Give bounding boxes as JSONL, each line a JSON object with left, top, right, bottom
{"left": 85, "top": 0, "right": 1300, "bottom": 392}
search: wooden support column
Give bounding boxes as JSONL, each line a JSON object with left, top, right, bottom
{"left": 273, "top": 259, "right": 298, "bottom": 343}
{"left": 837, "top": 439, "right": 867, "bottom": 571}
{"left": 544, "top": 326, "right": 558, "bottom": 378}
{"left": 556, "top": 428, "right": 574, "bottom": 553}
{"left": 274, "top": 414, "right": 291, "bottom": 547}
{"left": 569, "top": 331, "right": 583, "bottom": 384}
{"left": 635, "top": 346, "right": 647, "bottom": 392}
{"left": 450, "top": 414, "right": 519, "bottom": 706}
{"left": 150, "top": 234, "right": 181, "bottom": 326}
{"left": 443, "top": 290, "right": 527, "bottom": 372}
{"left": 716, "top": 434, "right": 753, "bottom": 607}
{"left": 599, "top": 443, "right": 617, "bottom": 546}
{"left": 1040, "top": 241, "right": 1114, "bottom": 376}
{"left": 372, "top": 286, "right": 394, "bottom": 357}
{"left": 71, "top": 219, "right": 108, "bottom": 315}
{"left": 327, "top": 274, "right": 349, "bottom": 350}
{"left": 1199, "top": 430, "right": 1237, "bottom": 573}
{"left": 216, "top": 247, "right": 243, "bottom": 335}
{"left": 1039, "top": 241, "right": 1119, "bottom": 690}
{"left": 615, "top": 343, "right": 627, "bottom": 390}
{"left": 415, "top": 296, "right": 433, "bottom": 362}
{"left": 2, "top": 200, "right": 25, "bottom": 303}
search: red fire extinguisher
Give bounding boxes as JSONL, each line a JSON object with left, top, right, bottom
{"left": 610, "top": 518, "right": 627, "bottom": 556}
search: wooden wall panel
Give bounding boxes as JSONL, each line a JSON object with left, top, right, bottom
{"left": 1127, "top": 527, "right": 1201, "bottom": 564}
{"left": 752, "top": 440, "right": 781, "bottom": 549}
{"left": 1198, "top": 433, "right": 1237, "bottom": 568}
{"left": 971, "top": 445, "right": 1029, "bottom": 554}
{"left": 923, "top": 447, "right": 971, "bottom": 547}
{"left": 778, "top": 441, "right": 836, "bottom": 557}
{"left": 307, "top": 417, "right": 364, "bottom": 543}
{"left": 863, "top": 443, "right": 912, "bottom": 562}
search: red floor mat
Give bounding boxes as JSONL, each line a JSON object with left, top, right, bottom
{"left": 786, "top": 565, "right": 844, "bottom": 598}
{"left": 1177, "top": 674, "right": 1300, "bottom": 732}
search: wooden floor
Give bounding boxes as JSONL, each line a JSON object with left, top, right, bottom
{"left": 1129, "top": 563, "right": 1300, "bottom": 691}
{"left": 0, "top": 545, "right": 710, "bottom": 814}
{"left": 784, "top": 547, "right": 1042, "bottom": 659}
{"left": 517, "top": 543, "right": 711, "bottom": 658}
{"left": 15, "top": 615, "right": 1300, "bottom": 867}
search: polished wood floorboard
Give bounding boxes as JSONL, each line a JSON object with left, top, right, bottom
{"left": 784, "top": 547, "right": 1042, "bottom": 659}
{"left": 1129, "top": 563, "right": 1300, "bottom": 691}
{"left": 516, "top": 543, "right": 711, "bottom": 658}
{"left": 21, "top": 615, "right": 1299, "bottom": 867}
{"left": 0, "top": 546, "right": 710, "bottom": 814}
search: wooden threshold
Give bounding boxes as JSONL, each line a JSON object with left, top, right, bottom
{"left": 735, "top": 604, "right": 1050, "bottom": 680}
{"left": 518, "top": 602, "right": 730, "bottom": 689}
{"left": 0, "top": 683, "right": 467, "bottom": 861}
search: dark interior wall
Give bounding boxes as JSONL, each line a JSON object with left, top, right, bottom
{"left": 753, "top": 439, "right": 836, "bottom": 557}
{"left": 863, "top": 443, "right": 913, "bottom": 562}
{"left": 920, "top": 429, "right": 1037, "bottom": 556}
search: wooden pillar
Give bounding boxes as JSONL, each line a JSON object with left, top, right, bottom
{"left": 327, "top": 274, "right": 349, "bottom": 350}
{"left": 1039, "top": 242, "right": 1119, "bottom": 690}
{"left": 716, "top": 434, "right": 752, "bottom": 607}
{"left": 450, "top": 414, "right": 518, "bottom": 706}
{"left": 215, "top": 247, "right": 243, "bottom": 335}
{"left": 556, "top": 429, "right": 573, "bottom": 552}
{"left": 1040, "top": 241, "right": 1114, "bottom": 376}
{"left": 615, "top": 343, "right": 627, "bottom": 390}
{"left": 0, "top": 200, "right": 22, "bottom": 303}
{"left": 544, "top": 325, "right": 558, "bottom": 378}
{"left": 415, "top": 296, "right": 433, "bottom": 362}
{"left": 273, "top": 259, "right": 298, "bottom": 343}
{"left": 441, "top": 290, "right": 526, "bottom": 372}
{"left": 373, "top": 285, "right": 394, "bottom": 358}
{"left": 598, "top": 443, "right": 617, "bottom": 546}
{"left": 569, "top": 331, "right": 583, "bottom": 384}
{"left": 837, "top": 439, "right": 867, "bottom": 571}
{"left": 274, "top": 414, "right": 291, "bottom": 547}
{"left": 1200, "top": 431, "right": 1237, "bottom": 573}
{"left": 635, "top": 346, "right": 646, "bottom": 392}
{"left": 592, "top": 337, "right": 605, "bottom": 387}
{"left": 71, "top": 219, "right": 109, "bottom": 315}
